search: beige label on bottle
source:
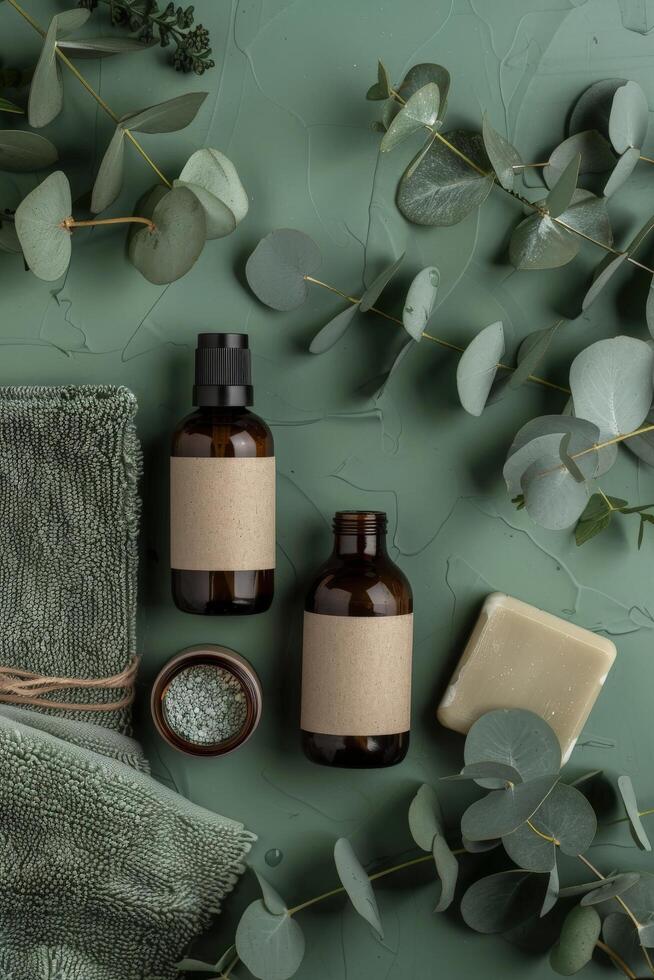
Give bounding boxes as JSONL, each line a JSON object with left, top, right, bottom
{"left": 301, "top": 612, "right": 413, "bottom": 736}
{"left": 170, "top": 456, "right": 276, "bottom": 571}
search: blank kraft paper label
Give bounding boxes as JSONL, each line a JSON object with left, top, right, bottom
{"left": 170, "top": 456, "right": 276, "bottom": 571}
{"left": 301, "top": 612, "right": 413, "bottom": 736}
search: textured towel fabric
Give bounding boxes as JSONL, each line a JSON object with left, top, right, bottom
{"left": 0, "top": 386, "right": 140, "bottom": 732}
{"left": 0, "top": 706, "right": 255, "bottom": 980}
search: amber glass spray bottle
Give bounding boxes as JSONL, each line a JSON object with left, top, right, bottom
{"left": 301, "top": 511, "right": 413, "bottom": 767}
{"left": 170, "top": 333, "right": 275, "bottom": 615}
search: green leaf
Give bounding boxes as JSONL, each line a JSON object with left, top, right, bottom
{"left": 503, "top": 823, "right": 556, "bottom": 873}
{"left": 399, "top": 63, "right": 450, "bottom": 121}
{"left": 53, "top": 8, "right": 92, "bottom": 35}
{"left": 510, "top": 321, "right": 561, "bottom": 390}
{"left": 461, "top": 871, "right": 549, "bottom": 934}
{"left": 57, "top": 36, "right": 154, "bottom": 58}
{"left": 309, "top": 305, "right": 359, "bottom": 354}
{"left": 581, "top": 252, "right": 628, "bottom": 310}
{"left": 575, "top": 513, "right": 611, "bottom": 546}
{"left": 178, "top": 147, "right": 248, "bottom": 226}
{"left": 122, "top": 92, "right": 208, "bottom": 134}
{"left": 360, "top": 252, "right": 404, "bottom": 311}
{"left": 464, "top": 708, "right": 562, "bottom": 785}
{"left": 128, "top": 186, "right": 206, "bottom": 285}
{"left": 245, "top": 229, "right": 321, "bottom": 311}
{"left": 333, "top": 838, "right": 383, "bottom": 939}
{"left": 542, "top": 862, "right": 560, "bottom": 917}
{"left": 381, "top": 83, "right": 439, "bottom": 152}
{"left": 0, "top": 130, "right": 58, "bottom": 172}
{"left": 456, "top": 320, "right": 505, "bottom": 417}
{"left": 376, "top": 339, "right": 415, "bottom": 396}
{"left": 609, "top": 80, "right": 649, "bottom": 153}
{"left": 510, "top": 189, "right": 611, "bottom": 270}
{"left": 174, "top": 179, "right": 236, "bottom": 240}
{"left": 15, "top": 170, "right": 71, "bottom": 281}
{"left": 176, "top": 958, "right": 221, "bottom": 973}
{"left": 433, "top": 835, "right": 458, "bottom": 912}
{"left": 0, "top": 97, "right": 23, "bottom": 115}
{"left": 603, "top": 913, "right": 645, "bottom": 976}
{"left": 569, "top": 78, "right": 628, "bottom": 139}
{"left": 443, "top": 761, "right": 522, "bottom": 787}
{"left": 570, "top": 336, "right": 654, "bottom": 438}
{"left": 235, "top": 900, "right": 305, "bottom": 980}
{"left": 366, "top": 59, "right": 392, "bottom": 101}
{"left": 461, "top": 775, "right": 558, "bottom": 841}
{"left": 521, "top": 452, "right": 592, "bottom": 531}
{"left": 402, "top": 266, "right": 439, "bottom": 340}
{"left": 504, "top": 416, "right": 600, "bottom": 496}
{"left": 544, "top": 131, "right": 615, "bottom": 189}
{"left": 546, "top": 153, "right": 580, "bottom": 220}
{"left": 482, "top": 114, "right": 521, "bottom": 191}
{"left": 91, "top": 125, "right": 125, "bottom": 213}
{"left": 618, "top": 774, "right": 652, "bottom": 851}
{"left": 28, "top": 18, "right": 60, "bottom": 129}
{"left": 254, "top": 870, "right": 287, "bottom": 915}
{"left": 408, "top": 784, "right": 444, "bottom": 851}
{"left": 579, "top": 873, "right": 640, "bottom": 905}
{"left": 397, "top": 130, "right": 494, "bottom": 226}
{"left": 549, "top": 905, "right": 601, "bottom": 975}
{"left": 604, "top": 146, "right": 641, "bottom": 197}
{"left": 503, "top": 782, "right": 596, "bottom": 874}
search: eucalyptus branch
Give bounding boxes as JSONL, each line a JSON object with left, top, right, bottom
{"left": 5, "top": 0, "right": 172, "bottom": 187}
{"left": 388, "top": 90, "right": 654, "bottom": 278}
{"left": 303, "top": 274, "right": 570, "bottom": 395}
{"left": 61, "top": 215, "right": 155, "bottom": 231}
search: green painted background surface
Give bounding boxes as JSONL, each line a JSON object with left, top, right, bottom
{"left": 3, "top": 1, "right": 654, "bottom": 975}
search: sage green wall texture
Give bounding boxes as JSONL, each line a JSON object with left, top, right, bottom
{"left": 2, "top": 0, "right": 654, "bottom": 976}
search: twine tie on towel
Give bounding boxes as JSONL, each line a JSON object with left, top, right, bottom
{"left": 0, "top": 657, "right": 139, "bottom": 712}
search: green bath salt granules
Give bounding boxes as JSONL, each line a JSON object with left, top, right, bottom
{"left": 163, "top": 664, "right": 248, "bottom": 746}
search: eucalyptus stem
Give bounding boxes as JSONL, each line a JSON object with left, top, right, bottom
{"left": 61, "top": 215, "right": 155, "bottom": 231}
{"left": 4, "top": 0, "right": 172, "bottom": 188}
{"left": 596, "top": 939, "right": 638, "bottom": 979}
{"left": 303, "top": 274, "right": 570, "bottom": 394}
{"left": 388, "top": 91, "right": 654, "bottom": 277}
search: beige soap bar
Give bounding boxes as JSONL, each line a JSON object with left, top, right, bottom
{"left": 437, "top": 593, "right": 616, "bottom": 763}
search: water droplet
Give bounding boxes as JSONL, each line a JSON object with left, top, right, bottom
{"left": 265, "top": 848, "right": 283, "bottom": 867}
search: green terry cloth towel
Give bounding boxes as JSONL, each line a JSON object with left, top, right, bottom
{"left": 0, "top": 386, "right": 140, "bottom": 732}
{"left": 0, "top": 704, "right": 255, "bottom": 980}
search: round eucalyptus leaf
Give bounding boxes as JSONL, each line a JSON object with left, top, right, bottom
{"left": 521, "top": 452, "right": 592, "bottom": 530}
{"left": 510, "top": 189, "right": 611, "bottom": 270}
{"left": 549, "top": 905, "right": 601, "bottom": 976}
{"left": 433, "top": 835, "right": 458, "bottom": 912}
{"left": 582, "top": 252, "right": 628, "bottom": 310}
{"left": 510, "top": 321, "right": 562, "bottom": 391}
{"left": 408, "top": 783, "right": 444, "bottom": 851}
{"left": 461, "top": 871, "right": 548, "bottom": 934}
{"left": 254, "top": 870, "right": 287, "bottom": 915}
{"left": 569, "top": 79, "right": 628, "bottom": 138}
{"left": 570, "top": 336, "right": 654, "bottom": 437}
{"left": 603, "top": 146, "right": 640, "bottom": 197}
{"left": 360, "top": 252, "right": 404, "bottom": 312}
{"left": 546, "top": 153, "right": 580, "bottom": 220}
{"left": 443, "top": 761, "right": 522, "bottom": 787}
{"left": 333, "top": 838, "right": 383, "bottom": 939}
{"left": 178, "top": 148, "right": 248, "bottom": 225}
{"left": 245, "top": 229, "right": 321, "bottom": 311}
{"left": 15, "top": 170, "right": 72, "bottom": 281}
{"left": 609, "top": 80, "right": 649, "bottom": 154}
{"left": 504, "top": 416, "right": 600, "bottom": 495}
{"left": 402, "top": 266, "right": 439, "bottom": 340}
{"left": 560, "top": 873, "right": 637, "bottom": 899}
{"left": 461, "top": 775, "right": 558, "bottom": 842}
{"left": 544, "top": 131, "right": 615, "bottom": 189}
{"left": 122, "top": 92, "right": 207, "bottom": 134}
{"left": 579, "top": 873, "right": 640, "bottom": 905}
{"left": 397, "top": 130, "right": 494, "bottom": 227}
{"left": 465, "top": 708, "right": 562, "bottom": 784}
{"left": 380, "top": 83, "right": 440, "bottom": 152}
{"left": 235, "top": 900, "right": 305, "bottom": 980}
{"left": 598, "top": 874, "right": 654, "bottom": 921}
{"left": 618, "top": 774, "right": 652, "bottom": 851}
{"left": 602, "top": 913, "right": 644, "bottom": 976}
{"left": 173, "top": 179, "right": 236, "bottom": 240}
{"left": 456, "top": 320, "right": 505, "bottom": 417}
{"left": 28, "top": 19, "right": 61, "bottom": 129}
{"left": 503, "top": 823, "right": 556, "bottom": 873}
{"left": 309, "top": 304, "right": 358, "bottom": 354}
{"left": 504, "top": 782, "right": 597, "bottom": 869}
{"left": 0, "top": 130, "right": 58, "bottom": 172}
{"left": 128, "top": 185, "right": 206, "bottom": 285}
{"left": 482, "top": 114, "right": 521, "bottom": 191}
{"left": 91, "top": 125, "right": 125, "bottom": 214}
{"left": 399, "top": 63, "right": 450, "bottom": 119}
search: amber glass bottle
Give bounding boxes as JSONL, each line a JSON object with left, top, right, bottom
{"left": 171, "top": 333, "right": 275, "bottom": 615}
{"left": 301, "top": 511, "right": 413, "bottom": 768}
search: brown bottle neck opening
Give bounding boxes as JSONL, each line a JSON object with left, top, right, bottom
{"left": 332, "top": 511, "right": 388, "bottom": 558}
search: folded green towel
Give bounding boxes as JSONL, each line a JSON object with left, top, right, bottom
{"left": 0, "top": 385, "right": 140, "bottom": 732}
{"left": 0, "top": 705, "right": 255, "bottom": 980}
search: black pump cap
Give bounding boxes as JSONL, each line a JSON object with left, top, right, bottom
{"left": 193, "top": 332, "right": 253, "bottom": 407}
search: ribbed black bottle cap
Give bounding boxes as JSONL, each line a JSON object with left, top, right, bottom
{"left": 193, "top": 333, "right": 253, "bottom": 407}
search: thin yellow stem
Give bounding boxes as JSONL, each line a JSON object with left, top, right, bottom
{"left": 640, "top": 155, "right": 654, "bottom": 165}
{"left": 526, "top": 819, "right": 559, "bottom": 844}
{"left": 61, "top": 216, "right": 155, "bottom": 231}
{"left": 5, "top": 0, "right": 172, "bottom": 188}
{"left": 304, "top": 275, "right": 570, "bottom": 394}
{"left": 596, "top": 939, "right": 638, "bottom": 979}
{"left": 513, "top": 162, "right": 549, "bottom": 170}
{"left": 574, "top": 423, "right": 654, "bottom": 460}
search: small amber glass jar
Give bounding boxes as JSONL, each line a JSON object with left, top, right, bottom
{"left": 151, "top": 644, "right": 262, "bottom": 757}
